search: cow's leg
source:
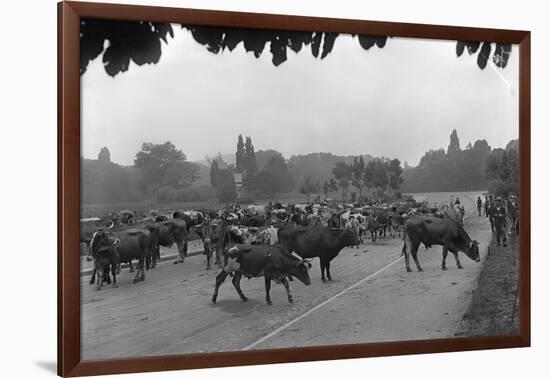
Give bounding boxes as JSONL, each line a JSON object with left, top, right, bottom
{"left": 89, "top": 268, "right": 96, "bottom": 285}
{"left": 215, "top": 240, "right": 223, "bottom": 266}
{"left": 326, "top": 260, "right": 333, "bottom": 281}
{"left": 116, "top": 263, "right": 121, "bottom": 275}
{"left": 411, "top": 243, "right": 423, "bottom": 272}
{"left": 212, "top": 270, "right": 228, "bottom": 304}
{"left": 174, "top": 241, "right": 185, "bottom": 264}
{"left": 231, "top": 271, "right": 248, "bottom": 302}
{"left": 452, "top": 251, "right": 463, "bottom": 269}
{"left": 402, "top": 234, "right": 413, "bottom": 272}
{"left": 149, "top": 245, "right": 157, "bottom": 269}
{"left": 140, "top": 257, "right": 146, "bottom": 281}
{"left": 264, "top": 275, "right": 272, "bottom": 305}
{"left": 205, "top": 246, "right": 211, "bottom": 270}
{"left": 441, "top": 246, "right": 449, "bottom": 270}
{"left": 133, "top": 258, "right": 143, "bottom": 283}
{"left": 281, "top": 277, "right": 293, "bottom": 303}
{"left": 319, "top": 258, "right": 327, "bottom": 283}
{"left": 95, "top": 268, "right": 103, "bottom": 291}
{"left": 104, "top": 265, "right": 112, "bottom": 284}
{"left": 111, "top": 263, "right": 118, "bottom": 288}
{"left": 128, "top": 261, "right": 134, "bottom": 273}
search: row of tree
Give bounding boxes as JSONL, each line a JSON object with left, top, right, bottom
{"left": 401, "top": 130, "right": 493, "bottom": 192}
{"left": 210, "top": 136, "right": 297, "bottom": 202}
{"left": 400, "top": 130, "right": 518, "bottom": 196}
{"left": 83, "top": 142, "right": 207, "bottom": 204}
{"left": 326, "top": 156, "right": 403, "bottom": 202}
{"left": 486, "top": 140, "right": 519, "bottom": 196}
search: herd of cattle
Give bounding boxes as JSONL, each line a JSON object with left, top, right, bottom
{"left": 81, "top": 198, "right": 480, "bottom": 305}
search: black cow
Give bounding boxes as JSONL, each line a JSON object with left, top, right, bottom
{"left": 87, "top": 231, "right": 120, "bottom": 290}
{"left": 154, "top": 219, "right": 188, "bottom": 265}
{"left": 211, "top": 244, "right": 312, "bottom": 305}
{"left": 402, "top": 216, "right": 480, "bottom": 272}
{"left": 172, "top": 210, "right": 204, "bottom": 232}
{"left": 80, "top": 218, "right": 113, "bottom": 256}
{"left": 88, "top": 228, "right": 152, "bottom": 286}
{"left": 366, "top": 216, "right": 380, "bottom": 242}
{"left": 277, "top": 226, "right": 359, "bottom": 282}
{"left": 289, "top": 212, "right": 309, "bottom": 226}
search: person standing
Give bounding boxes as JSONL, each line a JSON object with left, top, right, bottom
{"left": 492, "top": 197, "right": 508, "bottom": 247}
{"left": 477, "top": 196, "right": 483, "bottom": 216}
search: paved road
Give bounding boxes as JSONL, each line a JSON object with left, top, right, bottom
{"left": 81, "top": 192, "right": 490, "bottom": 359}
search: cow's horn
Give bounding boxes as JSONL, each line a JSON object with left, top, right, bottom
{"left": 108, "top": 221, "right": 114, "bottom": 229}
{"left": 291, "top": 251, "right": 303, "bottom": 261}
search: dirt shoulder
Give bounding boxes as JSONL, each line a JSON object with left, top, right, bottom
{"left": 455, "top": 236, "right": 519, "bottom": 337}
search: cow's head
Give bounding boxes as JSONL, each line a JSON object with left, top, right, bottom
{"left": 289, "top": 251, "right": 312, "bottom": 285}
{"left": 88, "top": 230, "right": 120, "bottom": 261}
{"left": 464, "top": 240, "right": 480, "bottom": 262}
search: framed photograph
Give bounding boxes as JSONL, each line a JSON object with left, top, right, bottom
{"left": 58, "top": 1, "right": 530, "bottom": 376}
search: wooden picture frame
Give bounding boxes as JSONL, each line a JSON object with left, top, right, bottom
{"left": 58, "top": 1, "right": 531, "bottom": 376}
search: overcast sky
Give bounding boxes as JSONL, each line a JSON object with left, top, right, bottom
{"left": 81, "top": 24, "right": 519, "bottom": 167}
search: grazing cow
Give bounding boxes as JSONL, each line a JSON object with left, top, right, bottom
{"left": 80, "top": 218, "right": 112, "bottom": 256}
{"left": 87, "top": 231, "right": 120, "bottom": 290}
{"left": 289, "top": 212, "right": 309, "bottom": 226}
{"left": 157, "top": 219, "right": 188, "bottom": 265}
{"left": 402, "top": 216, "right": 480, "bottom": 272}
{"left": 172, "top": 210, "right": 204, "bottom": 232}
{"left": 211, "top": 244, "right": 312, "bottom": 305}
{"left": 196, "top": 219, "right": 227, "bottom": 267}
{"left": 118, "top": 209, "right": 136, "bottom": 224}
{"left": 366, "top": 215, "right": 380, "bottom": 242}
{"left": 375, "top": 211, "right": 391, "bottom": 239}
{"left": 237, "top": 215, "right": 266, "bottom": 227}
{"left": 88, "top": 228, "right": 152, "bottom": 286}
{"left": 277, "top": 226, "right": 360, "bottom": 282}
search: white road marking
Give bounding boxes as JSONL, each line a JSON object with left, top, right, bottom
{"left": 242, "top": 256, "right": 404, "bottom": 350}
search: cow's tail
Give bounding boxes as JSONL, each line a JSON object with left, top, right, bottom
{"left": 401, "top": 225, "right": 408, "bottom": 256}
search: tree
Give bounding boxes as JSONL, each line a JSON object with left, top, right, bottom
{"left": 486, "top": 144, "right": 518, "bottom": 197}
{"left": 388, "top": 158, "right": 404, "bottom": 192}
{"left": 210, "top": 160, "right": 220, "bottom": 188}
{"left": 300, "top": 177, "right": 320, "bottom": 202}
{"left": 235, "top": 135, "right": 245, "bottom": 173}
{"left": 351, "top": 156, "right": 366, "bottom": 199}
{"left": 134, "top": 141, "right": 186, "bottom": 200}
{"left": 81, "top": 19, "right": 513, "bottom": 77}
{"left": 181, "top": 162, "right": 201, "bottom": 186}
{"left": 447, "top": 129, "right": 461, "bottom": 156}
{"left": 244, "top": 137, "right": 258, "bottom": 175}
{"left": 97, "top": 147, "right": 111, "bottom": 162}
{"left": 331, "top": 161, "right": 352, "bottom": 200}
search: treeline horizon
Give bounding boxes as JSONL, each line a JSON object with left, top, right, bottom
{"left": 401, "top": 130, "right": 518, "bottom": 195}
{"left": 82, "top": 130, "right": 518, "bottom": 205}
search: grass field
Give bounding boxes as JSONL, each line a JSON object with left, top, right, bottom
{"left": 455, "top": 235, "right": 520, "bottom": 336}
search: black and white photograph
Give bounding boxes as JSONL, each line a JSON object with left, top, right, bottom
{"left": 79, "top": 19, "right": 520, "bottom": 360}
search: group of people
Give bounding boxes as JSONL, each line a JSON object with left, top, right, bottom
{"left": 476, "top": 193, "right": 519, "bottom": 247}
